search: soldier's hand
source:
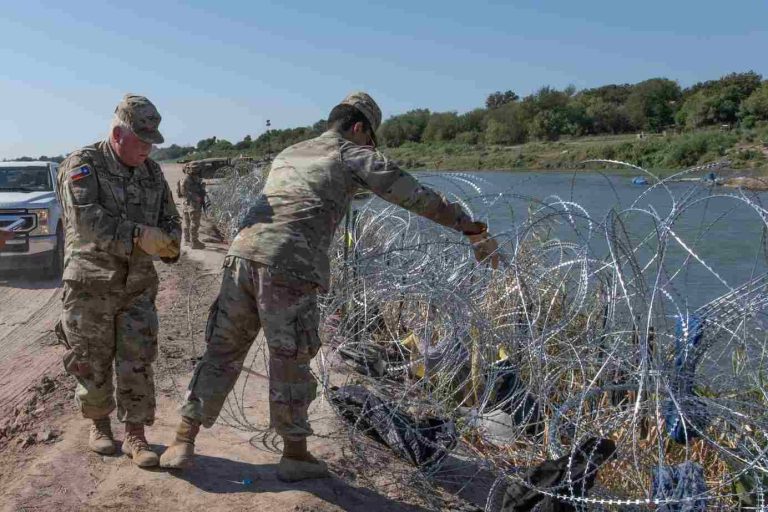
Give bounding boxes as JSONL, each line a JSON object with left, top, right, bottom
{"left": 468, "top": 231, "right": 500, "bottom": 269}
{"left": 135, "top": 225, "right": 179, "bottom": 258}
{"left": 157, "top": 239, "right": 181, "bottom": 259}
{"left": 461, "top": 220, "right": 488, "bottom": 236}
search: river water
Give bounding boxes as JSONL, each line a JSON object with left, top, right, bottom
{"left": 417, "top": 170, "right": 768, "bottom": 310}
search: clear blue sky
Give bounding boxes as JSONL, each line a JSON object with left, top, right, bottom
{"left": 1, "top": 0, "right": 766, "bottom": 159}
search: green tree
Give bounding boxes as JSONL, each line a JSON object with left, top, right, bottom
{"left": 572, "top": 84, "right": 634, "bottom": 134}
{"left": 235, "top": 135, "right": 252, "bottom": 150}
{"left": 485, "top": 119, "right": 515, "bottom": 144}
{"left": 196, "top": 136, "right": 217, "bottom": 151}
{"left": 530, "top": 110, "right": 569, "bottom": 141}
{"left": 423, "top": 112, "right": 460, "bottom": 142}
{"left": 378, "top": 109, "right": 431, "bottom": 147}
{"left": 312, "top": 119, "right": 327, "bottom": 133}
{"left": 626, "top": 78, "right": 681, "bottom": 132}
{"left": 485, "top": 90, "right": 519, "bottom": 109}
{"left": 740, "top": 83, "right": 768, "bottom": 122}
{"left": 484, "top": 103, "right": 528, "bottom": 144}
{"left": 458, "top": 108, "right": 486, "bottom": 133}
{"left": 212, "top": 139, "right": 233, "bottom": 151}
{"left": 676, "top": 72, "right": 762, "bottom": 129}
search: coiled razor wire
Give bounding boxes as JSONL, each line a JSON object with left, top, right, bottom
{"left": 203, "top": 160, "right": 768, "bottom": 510}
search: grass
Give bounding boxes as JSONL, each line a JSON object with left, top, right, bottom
{"left": 386, "top": 128, "right": 768, "bottom": 175}
{"left": 157, "top": 125, "right": 768, "bottom": 177}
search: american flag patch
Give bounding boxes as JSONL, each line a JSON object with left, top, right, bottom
{"left": 70, "top": 165, "right": 92, "bottom": 182}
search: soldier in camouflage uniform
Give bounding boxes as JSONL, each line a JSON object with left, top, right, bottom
{"left": 56, "top": 94, "right": 182, "bottom": 468}
{"left": 160, "top": 92, "right": 498, "bottom": 480}
{"left": 179, "top": 165, "right": 206, "bottom": 249}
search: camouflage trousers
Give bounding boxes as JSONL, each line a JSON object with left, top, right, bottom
{"left": 183, "top": 205, "right": 202, "bottom": 242}
{"left": 57, "top": 281, "right": 159, "bottom": 425}
{"left": 181, "top": 256, "right": 321, "bottom": 440}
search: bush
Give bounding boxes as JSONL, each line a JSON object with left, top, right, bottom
{"left": 662, "top": 132, "right": 738, "bottom": 167}
{"left": 455, "top": 131, "right": 481, "bottom": 145}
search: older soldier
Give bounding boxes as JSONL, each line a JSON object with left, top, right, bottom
{"left": 56, "top": 94, "right": 181, "bottom": 468}
{"left": 160, "top": 92, "right": 498, "bottom": 480}
{"left": 179, "top": 165, "right": 206, "bottom": 249}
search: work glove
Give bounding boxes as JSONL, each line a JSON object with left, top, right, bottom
{"left": 159, "top": 239, "right": 181, "bottom": 260}
{"left": 135, "top": 225, "right": 180, "bottom": 259}
{"left": 461, "top": 221, "right": 499, "bottom": 269}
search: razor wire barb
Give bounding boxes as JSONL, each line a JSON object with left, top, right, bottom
{"left": 199, "top": 159, "right": 768, "bottom": 510}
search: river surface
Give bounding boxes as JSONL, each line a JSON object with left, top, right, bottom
{"left": 417, "top": 170, "right": 768, "bottom": 310}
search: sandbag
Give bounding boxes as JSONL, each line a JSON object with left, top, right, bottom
{"left": 651, "top": 462, "right": 708, "bottom": 512}
{"left": 489, "top": 359, "right": 543, "bottom": 436}
{"left": 664, "top": 315, "right": 709, "bottom": 444}
{"left": 329, "top": 385, "right": 456, "bottom": 467}
{"left": 500, "top": 437, "right": 616, "bottom": 512}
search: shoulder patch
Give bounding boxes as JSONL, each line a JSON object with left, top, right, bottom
{"left": 69, "top": 165, "right": 92, "bottom": 182}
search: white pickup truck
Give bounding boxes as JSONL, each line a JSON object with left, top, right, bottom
{"left": 0, "top": 161, "right": 64, "bottom": 277}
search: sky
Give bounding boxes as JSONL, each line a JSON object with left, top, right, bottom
{"left": 0, "top": 0, "right": 766, "bottom": 159}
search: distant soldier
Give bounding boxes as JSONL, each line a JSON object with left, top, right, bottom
{"left": 56, "top": 94, "right": 182, "bottom": 468}
{"left": 161, "top": 92, "right": 499, "bottom": 480}
{"left": 179, "top": 164, "right": 207, "bottom": 249}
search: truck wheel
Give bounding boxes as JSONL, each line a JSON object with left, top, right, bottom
{"left": 45, "top": 227, "right": 64, "bottom": 279}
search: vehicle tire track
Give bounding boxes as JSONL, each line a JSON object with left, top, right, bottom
{"left": 0, "top": 278, "right": 62, "bottom": 417}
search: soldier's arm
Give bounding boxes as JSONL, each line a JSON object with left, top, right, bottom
{"left": 58, "top": 158, "right": 136, "bottom": 256}
{"left": 158, "top": 180, "right": 181, "bottom": 233}
{"left": 343, "top": 143, "right": 475, "bottom": 232}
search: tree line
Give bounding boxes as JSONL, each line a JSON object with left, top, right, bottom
{"left": 380, "top": 71, "right": 768, "bottom": 147}
{"left": 149, "top": 71, "right": 768, "bottom": 161}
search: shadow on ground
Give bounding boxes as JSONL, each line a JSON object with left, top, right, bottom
{"left": 0, "top": 270, "right": 60, "bottom": 290}
{"left": 167, "top": 453, "right": 431, "bottom": 512}
{"left": 431, "top": 454, "right": 499, "bottom": 509}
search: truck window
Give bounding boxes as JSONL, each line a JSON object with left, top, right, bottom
{"left": 0, "top": 167, "right": 52, "bottom": 192}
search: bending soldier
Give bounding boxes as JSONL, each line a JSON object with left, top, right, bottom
{"left": 160, "top": 92, "right": 498, "bottom": 481}
{"left": 56, "top": 95, "right": 181, "bottom": 468}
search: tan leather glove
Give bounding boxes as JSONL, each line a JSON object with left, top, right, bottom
{"left": 468, "top": 231, "right": 500, "bottom": 269}
{"left": 158, "top": 239, "right": 181, "bottom": 259}
{"left": 135, "top": 225, "right": 179, "bottom": 258}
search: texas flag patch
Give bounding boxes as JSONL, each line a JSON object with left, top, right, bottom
{"left": 70, "top": 165, "right": 92, "bottom": 182}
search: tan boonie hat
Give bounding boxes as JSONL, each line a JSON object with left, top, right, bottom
{"left": 339, "top": 91, "right": 382, "bottom": 145}
{"left": 115, "top": 94, "right": 164, "bottom": 144}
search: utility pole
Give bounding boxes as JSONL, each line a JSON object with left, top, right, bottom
{"left": 266, "top": 119, "right": 271, "bottom": 160}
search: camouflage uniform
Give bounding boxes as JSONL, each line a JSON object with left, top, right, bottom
{"left": 182, "top": 125, "right": 474, "bottom": 439}
{"left": 57, "top": 138, "right": 181, "bottom": 425}
{"left": 179, "top": 170, "right": 206, "bottom": 243}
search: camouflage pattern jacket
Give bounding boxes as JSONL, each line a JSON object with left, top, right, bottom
{"left": 180, "top": 174, "right": 206, "bottom": 210}
{"left": 229, "top": 130, "right": 473, "bottom": 291}
{"left": 57, "top": 140, "right": 181, "bottom": 290}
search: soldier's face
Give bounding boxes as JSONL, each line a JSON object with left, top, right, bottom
{"left": 112, "top": 127, "right": 152, "bottom": 167}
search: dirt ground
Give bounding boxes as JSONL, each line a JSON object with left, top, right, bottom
{"left": 0, "top": 164, "right": 458, "bottom": 512}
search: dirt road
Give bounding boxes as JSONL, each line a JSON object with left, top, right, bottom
{"left": 0, "top": 270, "right": 61, "bottom": 418}
{"left": 0, "top": 163, "right": 435, "bottom": 512}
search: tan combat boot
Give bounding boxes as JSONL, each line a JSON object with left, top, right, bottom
{"left": 276, "top": 438, "right": 330, "bottom": 482}
{"left": 122, "top": 423, "right": 159, "bottom": 467}
{"left": 159, "top": 416, "right": 200, "bottom": 469}
{"left": 88, "top": 417, "right": 116, "bottom": 455}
